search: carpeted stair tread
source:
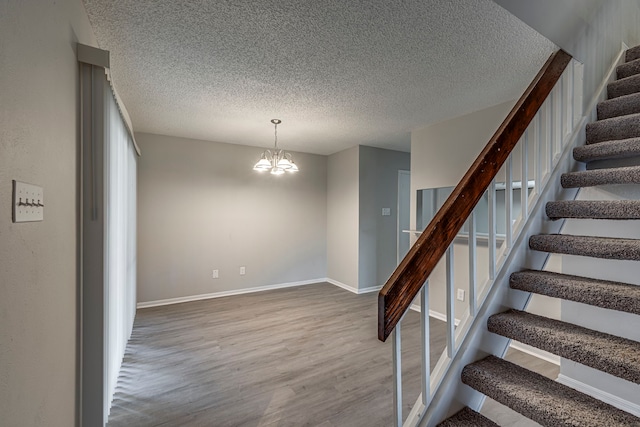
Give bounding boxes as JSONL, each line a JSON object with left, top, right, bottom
{"left": 561, "top": 165, "right": 640, "bottom": 188}
{"left": 510, "top": 270, "right": 640, "bottom": 315}
{"left": 437, "top": 407, "right": 499, "bottom": 427}
{"left": 574, "top": 137, "right": 640, "bottom": 162}
{"left": 546, "top": 199, "right": 640, "bottom": 220}
{"left": 586, "top": 112, "right": 640, "bottom": 144}
{"left": 597, "top": 92, "right": 640, "bottom": 120}
{"left": 608, "top": 73, "right": 640, "bottom": 99}
{"left": 461, "top": 356, "right": 640, "bottom": 427}
{"left": 617, "top": 58, "right": 640, "bottom": 80}
{"left": 529, "top": 234, "right": 640, "bottom": 260}
{"left": 488, "top": 310, "right": 640, "bottom": 384}
{"left": 627, "top": 45, "right": 640, "bottom": 63}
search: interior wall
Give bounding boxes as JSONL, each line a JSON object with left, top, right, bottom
{"left": 327, "top": 146, "right": 360, "bottom": 290}
{"left": 358, "top": 146, "right": 411, "bottom": 289}
{"left": 0, "top": 0, "right": 97, "bottom": 425}
{"left": 136, "top": 133, "right": 327, "bottom": 303}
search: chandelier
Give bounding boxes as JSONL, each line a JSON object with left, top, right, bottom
{"left": 253, "top": 119, "right": 299, "bottom": 175}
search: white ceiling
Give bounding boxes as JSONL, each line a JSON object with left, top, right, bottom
{"left": 82, "top": 0, "right": 555, "bottom": 155}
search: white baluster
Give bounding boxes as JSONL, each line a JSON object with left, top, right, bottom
{"left": 392, "top": 324, "right": 402, "bottom": 427}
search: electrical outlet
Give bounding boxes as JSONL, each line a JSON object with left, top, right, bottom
{"left": 456, "top": 289, "right": 465, "bottom": 301}
{"left": 212, "top": 269, "right": 219, "bottom": 279}
{"left": 239, "top": 266, "right": 246, "bottom": 275}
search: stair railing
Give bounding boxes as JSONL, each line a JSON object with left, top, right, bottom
{"left": 379, "top": 49, "right": 583, "bottom": 426}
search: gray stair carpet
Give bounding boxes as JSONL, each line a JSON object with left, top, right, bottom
{"left": 608, "top": 73, "right": 640, "bottom": 99}
{"left": 437, "top": 407, "right": 499, "bottom": 427}
{"left": 597, "top": 92, "right": 640, "bottom": 120}
{"left": 461, "top": 356, "right": 640, "bottom": 427}
{"left": 561, "top": 165, "right": 640, "bottom": 188}
{"left": 574, "top": 137, "right": 640, "bottom": 163}
{"left": 617, "top": 57, "right": 640, "bottom": 80}
{"left": 529, "top": 234, "right": 640, "bottom": 260}
{"left": 627, "top": 45, "right": 640, "bottom": 62}
{"left": 546, "top": 199, "right": 640, "bottom": 220}
{"left": 488, "top": 310, "right": 640, "bottom": 384}
{"left": 586, "top": 112, "right": 640, "bottom": 144}
{"left": 510, "top": 270, "right": 640, "bottom": 315}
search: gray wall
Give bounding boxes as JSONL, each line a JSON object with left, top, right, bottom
{"left": 359, "top": 146, "right": 411, "bottom": 289}
{"left": 327, "top": 146, "right": 360, "bottom": 290}
{"left": 136, "top": 133, "right": 327, "bottom": 303}
{"left": 0, "top": 0, "right": 98, "bottom": 425}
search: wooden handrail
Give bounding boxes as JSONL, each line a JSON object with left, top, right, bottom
{"left": 378, "top": 49, "right": 572, "bottom": 342}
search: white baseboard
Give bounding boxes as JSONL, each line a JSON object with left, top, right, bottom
{"left": 139, "top": 278, "right": 383, "bottom": 308}
{"left": 508, "top": 341, "right": 560, "bottom": 365}
{"left": 137, "top": 278, "right": 326, "bottom": 309}
{"left": 557, "top": 374, "right": 640, "bottom": 417}
{"left": 326, "top": 278, "right": 382, "bottom": 294}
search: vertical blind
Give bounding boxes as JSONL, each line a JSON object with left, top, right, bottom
{"left": 104, "top": 85, "right": 137, "bottom": 415}
{"left": 79, "top": 44, "right": 139, "bottom": 426}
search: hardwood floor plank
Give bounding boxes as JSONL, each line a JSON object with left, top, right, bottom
{"left": 107, "top": 283, "right": 443, "bottom": 426}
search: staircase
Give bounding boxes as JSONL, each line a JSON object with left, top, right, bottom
{"left": 438, "top": 45, "right": 640, "bottom": 426}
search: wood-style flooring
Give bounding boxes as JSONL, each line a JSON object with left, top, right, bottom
{"left": 107, "top": 282, "right": 557, "bottom": 426}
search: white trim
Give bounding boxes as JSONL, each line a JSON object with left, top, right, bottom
{"left": 326, "top": 278, "right": 360, "bottom": 294}
{"left": 137, "top": 278, "right": 325, "bottom": 308}
{"left": 410, "top": 304, "right": 461, "bottom": 326}
{"left": 358, "top": 284, "right": 383, "bottom": 294}
{"left": 509, "top": 341, "right": 560, "bottom": 365}
{"left": 556, "top": 374, "right": 640, "bottom": 417}
{"left": 326, "top": 278, "right": 382, "bottom": 294}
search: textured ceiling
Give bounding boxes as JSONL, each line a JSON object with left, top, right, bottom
{"left": 82, "top": 0, "right": 555, "bottom": 155}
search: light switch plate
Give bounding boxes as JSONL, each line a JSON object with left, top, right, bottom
{"left": 12, "top": 180, "right": 44, "bottom": 223}
{"left": 382, "top": 208, "right": 391, "bottom": 216}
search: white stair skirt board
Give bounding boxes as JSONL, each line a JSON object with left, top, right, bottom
{"left": 509, "top": 341, "right": 561, "bottom": 366}
{"left": 557, "top": 374, "right": 640, "bottom": 417}
{"left": 137, "top": 278, "right": 326, "bottom": 309}
{"left": 326, "top": 278, "right": 383, "bottom": 294}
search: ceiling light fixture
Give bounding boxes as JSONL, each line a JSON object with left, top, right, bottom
{"left": 253, "top": 119, "right": 298, "bottom": 175}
